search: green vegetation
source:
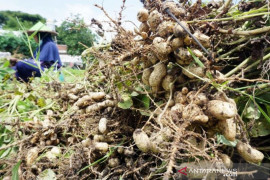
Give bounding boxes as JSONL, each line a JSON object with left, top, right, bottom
{"left": 57, "top": 15, "right": 96, "bottom": 55}
{"left": 61, "top": 67, "right": 85, "bottom": 82}
{"left": 0, "top": 11, "right": 45, "bottom": 57}
{"left": 0, "top": 11, "right": 46, "bottom": 30}
{"left": 0, "top": 12, "right": 96, "bottom": 57}
{"left": 0, "top": 33, "right": 37, "bottom": 58}
{"left": 0, "top": 1, "right": 269, "bottom": 179}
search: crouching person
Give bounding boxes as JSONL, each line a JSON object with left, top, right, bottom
{"left": 12, "top": 22, "right": 62, "bottom": 82}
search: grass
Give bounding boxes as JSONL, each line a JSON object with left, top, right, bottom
{"left": 61, "top": 67, "right": 85, "bottom": 83}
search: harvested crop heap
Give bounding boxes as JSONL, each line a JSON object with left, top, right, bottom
{"left": 83, "top": 0, "right": 270, "bottom": 179}
{"left": 1, "top": 0, "right": 270, "bottom": 179}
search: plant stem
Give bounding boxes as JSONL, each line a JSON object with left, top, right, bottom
{"left": 235, "top": 83, "right": 270, "bottom": 90}
{"left": 220, "top": 37, "right": 250, "bottom": 46}
{"left": 225, "top": 49, "right": 270, "bottom": 77}
{"left": 225, "top": 57, "right": 251, "bottom": 77}
{"left": 236, "top": 53, "right": 270, "bottom": 77}
{"left": 218, "top": 41, "right": 250, "bottom": 60}
{"left": 215, "top": 0, "right": 232, "bottom": 18}
{"left": 187, "top": 12, "right": 270, "bottom": 23}
{"left": 218, "top": 26, "right": 270, "bottom": 36}
{"left": 238, "top": 6, "right": 268, "bottom": 16}
{"left": 255, "top": 146, "right": 270, "bottom": 151}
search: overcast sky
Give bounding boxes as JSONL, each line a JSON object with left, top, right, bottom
{"left": 0, "top": 0, "right": 143, "bottom": 40}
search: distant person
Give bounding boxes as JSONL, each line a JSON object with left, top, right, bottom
{"left": 11, "top": 21, "right": 62, "bottom": 82}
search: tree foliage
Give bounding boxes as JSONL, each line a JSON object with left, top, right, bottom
{"left": 0, "top": 33, "right": 37, "bottom": 58}
{"left": 56, "top": 15, "right": 96, "bottom": 55}
{"left": 0, "top": 11, "right": 46, "bottom": 30}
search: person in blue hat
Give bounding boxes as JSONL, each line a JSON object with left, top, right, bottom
{"left": 11, "top": 21, "right": 62, "bottom": 82}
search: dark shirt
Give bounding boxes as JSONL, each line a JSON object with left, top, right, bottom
{"left": 34, "top": 36, "right": 62, "bottom": 69}
{"left": 15, "top": 35, "right": 62, "bottom": 82}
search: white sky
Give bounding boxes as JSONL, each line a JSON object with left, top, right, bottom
{"left": 0, "top": 0, "right": 143, "bottom": 41}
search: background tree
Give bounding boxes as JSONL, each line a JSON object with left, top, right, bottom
{"left": 0, "top": 11, "right": 46, "bottom": 30}
{"left": 0, "top": 11, "right": 43, "bottom": 57}
{"left": 0, "top": 14, "right": 7, "bottom": 28}
{"left": 56, "top": 15, "right": 96, "bottom": 55}
{"left": 0, "top": 33, "right": 37, "bottom": 58}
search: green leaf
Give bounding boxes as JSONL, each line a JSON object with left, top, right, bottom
{"left": 257, "top": 92, "right": 270, "bottom": 104}
{"left": 156, "top": 100, "right": 164, "bottom": 106}
{"left": 217, "top": 134, "right": 237, "bottom": 147}
{"left": 125, "top": 80, "right": 132, "bottom": 87}
{"left": 0, "top": 148, "right": 12, "bottom": 158}
{"left": 0, "top": 69, "right": 8, "bottom": 74}
{"left": 118, "top": 94, "right": 133, "bottom": 109}
{"left": 139, "top": 110, "right": 151, "bottom": 116}
{"left": 27, "top": 94, "right": 36, "bottom": 102}
{"left": 249, "top": 96, "right": 270, "bottom": 124}
{"left": 206, "top": 71, "right": 214, "bottom": 80}
{"left": 187, "top": 47, "right": 205, "bottom": 68}
{"left": 17, "top": 100, "right": 35, "bottom": 113}
{"left": 37, "top": 98, "right": 46, "bottom": 108}
{"left": 37, "top": 169, "right": 57, "bottom": 180}
{"left": 256, "top": 102, "right": 270, "bottom": 124}
{"left": 250, "top": 117, "right": 270, "bottom": 137}
{"left": 2, "top": 60, "right": 10, "bottom": 68}
{"left": 12, "top": 160, "right": 21, "bottom": 180}
{"left": 243, "top": 101, "right": 261, "bottom": 120}
{"left": 116, "top": 82, "right": 123, "bottom": 91}
{"left": 139, "top": 95, "right": 150, "bottom": 109}
{"left": 17, "top": 101, "right": 28, "bottom": 112}
{"left": 131, "top": 91, "right": 139, "bottom": 97}
{"left": 14, "top": 90, "right": 23, "bottom": 95}
{"left": 135, "top": 86, "right": 144, "bottom": 92}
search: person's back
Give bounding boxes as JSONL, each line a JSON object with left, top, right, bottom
{"left": 37, "top": 35, "right": 62, "bottom": 69}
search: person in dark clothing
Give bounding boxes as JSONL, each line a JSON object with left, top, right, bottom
{"left": 12, "top": 21, "right": 62, "bottom": 82}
